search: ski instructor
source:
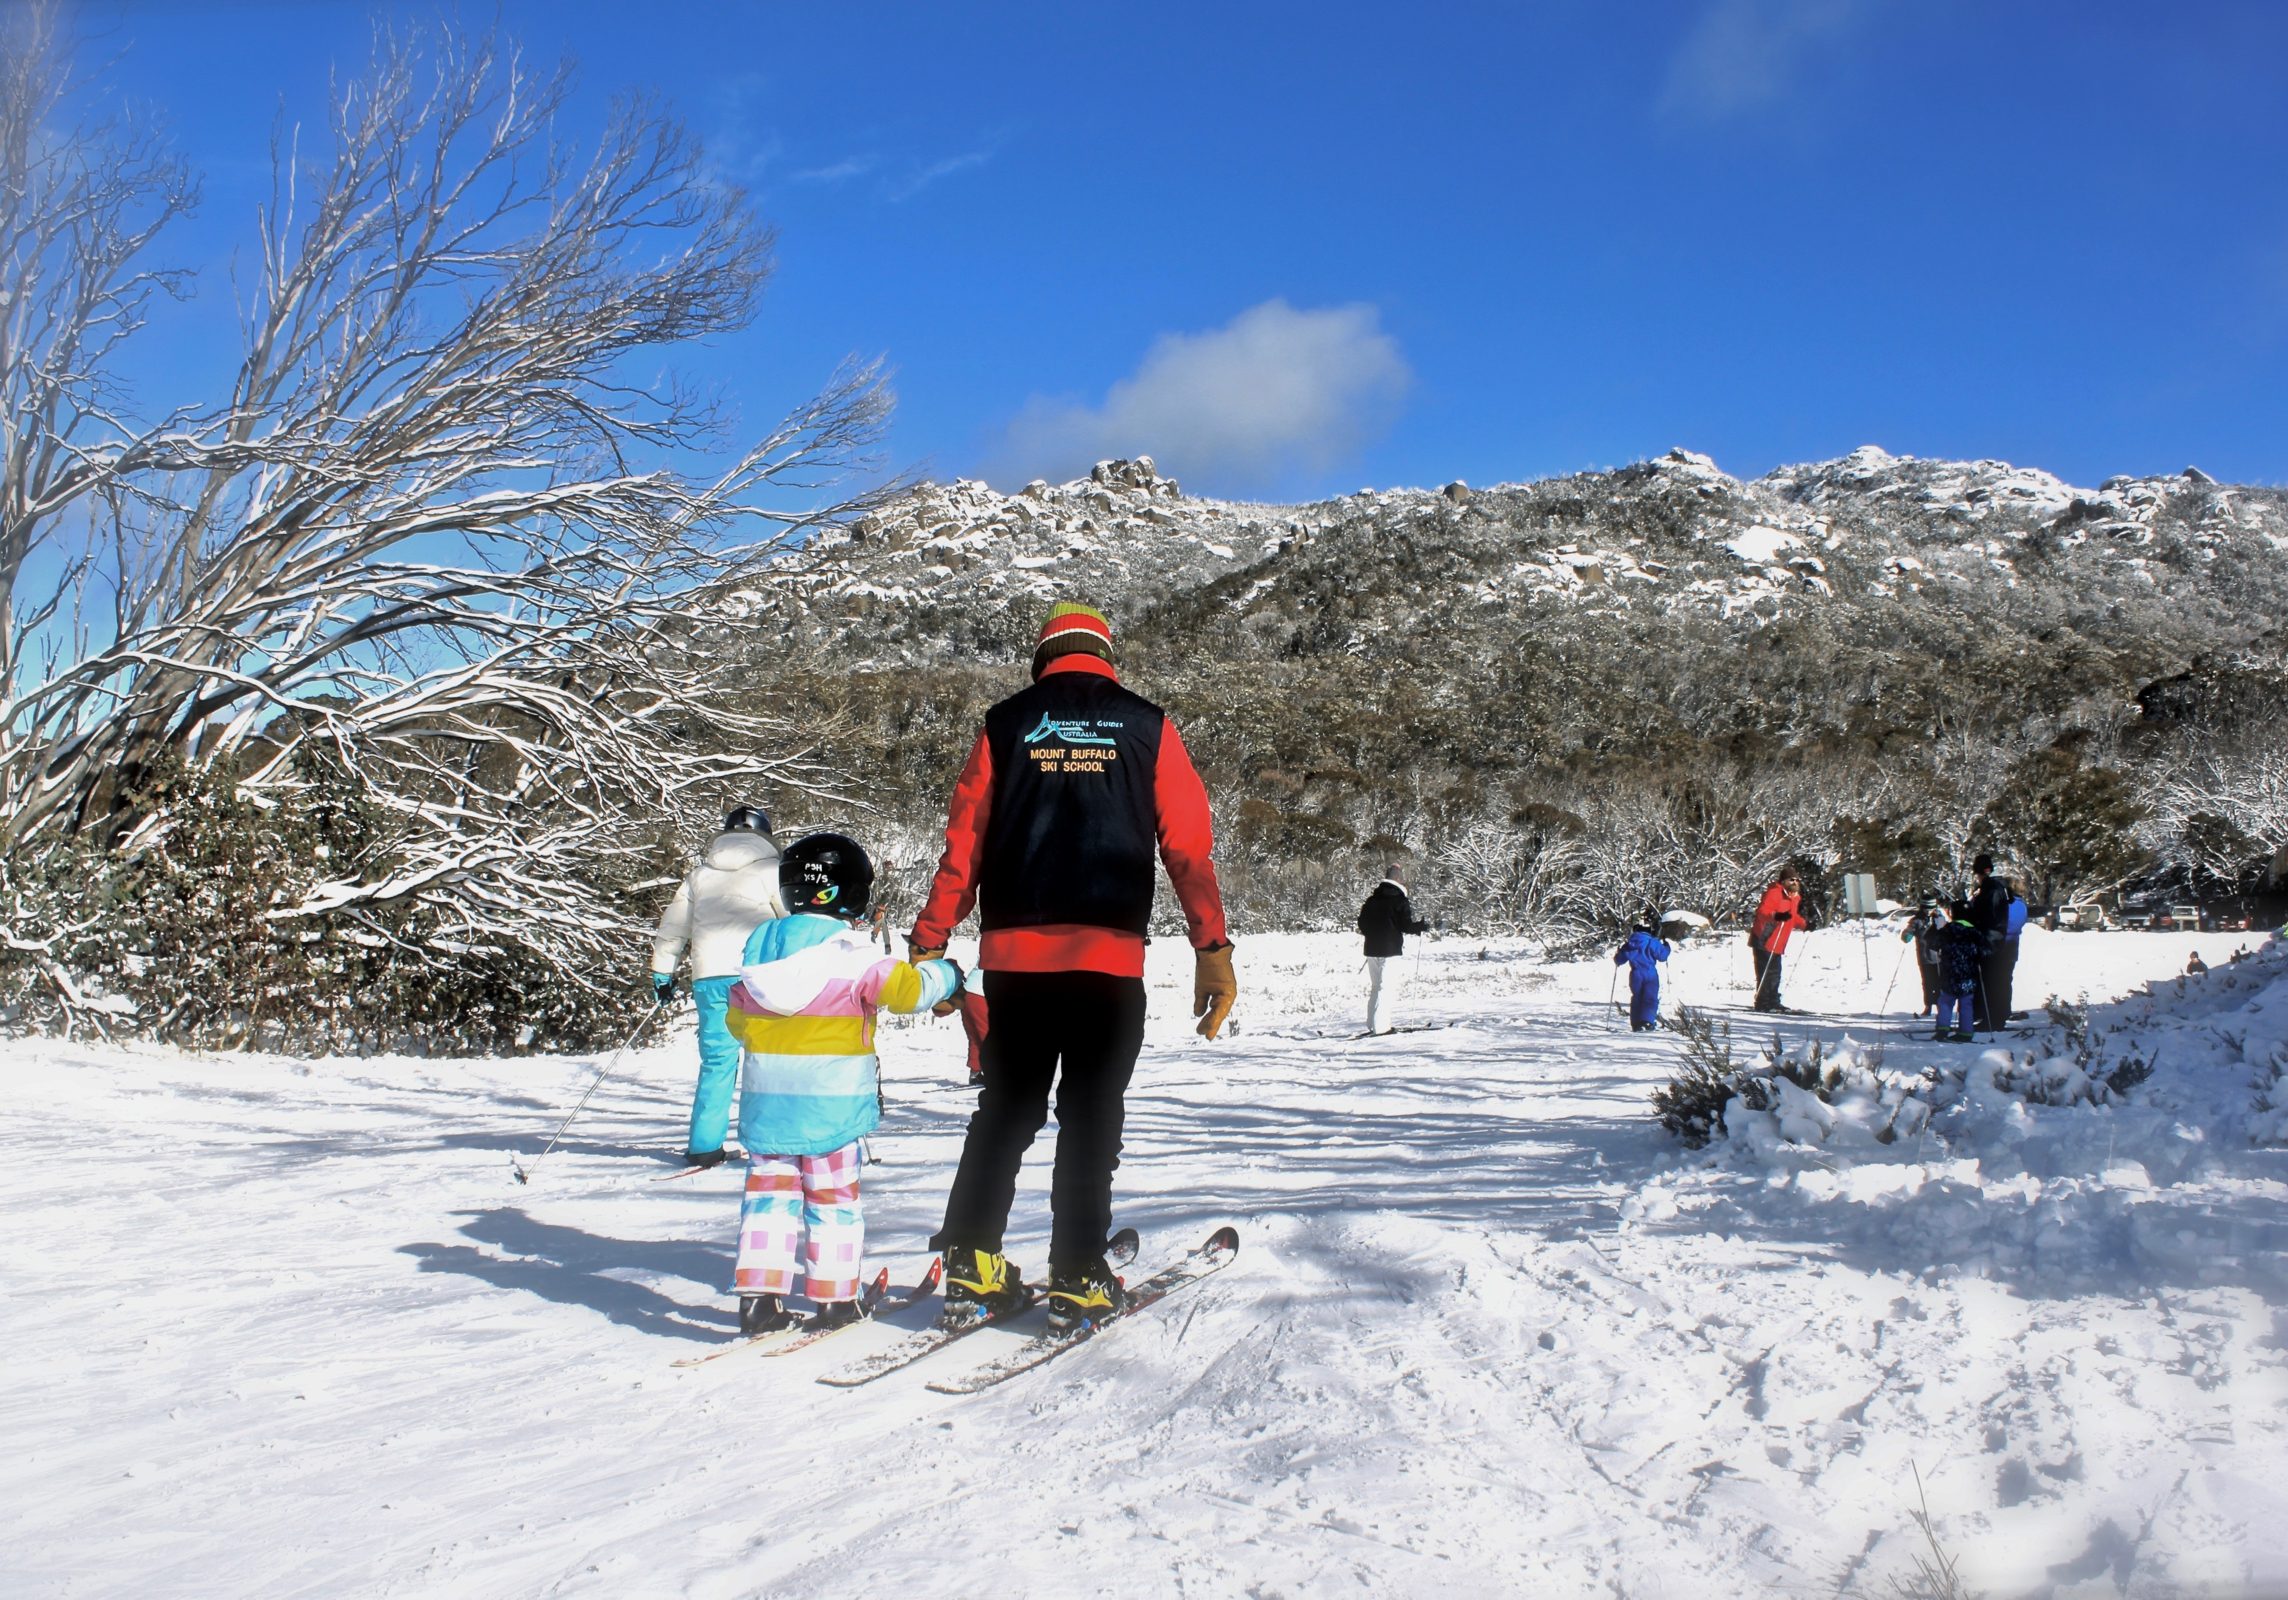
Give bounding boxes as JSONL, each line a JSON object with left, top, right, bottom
{"left": 909, "top": 601, "right": 1237, "bottom": 1333}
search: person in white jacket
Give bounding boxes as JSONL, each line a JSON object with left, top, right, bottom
{"left": 651, "top": 805, "right": 786, "bottom": 1165}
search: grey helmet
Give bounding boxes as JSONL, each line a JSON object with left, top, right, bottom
{"left": 723, "top": 804, "right": 772, "bottom": 837}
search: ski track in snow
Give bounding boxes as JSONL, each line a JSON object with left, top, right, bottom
{"left": 3, "top": 928, "right": 2284, "bottom": 1598}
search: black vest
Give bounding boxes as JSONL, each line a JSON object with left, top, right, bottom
{"left": 979, "top": 673, "right": 1166, "bottom": 934}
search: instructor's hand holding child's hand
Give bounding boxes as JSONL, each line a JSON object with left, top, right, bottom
{"left": 909, "top": 942, "right": 960, "bottom": 1016}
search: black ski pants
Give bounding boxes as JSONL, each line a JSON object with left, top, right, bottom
{"left": 1977, "top": 944, "right": 2017, "bottom": 1031}
{"left": 931, "top": 970, "right": 1147, "bottom": 1273}
{"left": 1751, "top": 948, "right": 1784, "bottom": 1011}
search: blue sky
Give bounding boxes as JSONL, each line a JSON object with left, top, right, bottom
{"left": 73, "top": 0, "right": 2288, "bottom": 501}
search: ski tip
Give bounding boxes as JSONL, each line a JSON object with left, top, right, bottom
{"left": 1108, "top": 1225, "right": 1140, "bottom": 1255}
{"left": 1204, "top": 1225, "right": 1239, "bottom": 1255}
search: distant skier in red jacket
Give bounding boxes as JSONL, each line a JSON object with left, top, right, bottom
{"left": 909, "top": 600, "right": 1236, "bottom": 1334}
{"left": 1749, "top": 868, "right": 1808, "bottom": 1012}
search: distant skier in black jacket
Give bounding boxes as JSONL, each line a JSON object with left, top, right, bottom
{"left": 1966, "top": 853, "right": 2014, "bottom": 1033}
{"left": 1358, "top": 868, "right": 1429, "bottom": 1035}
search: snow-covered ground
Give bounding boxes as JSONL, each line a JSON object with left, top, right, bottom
{"left": 4, "top": 925, "right": 2284, "bottom": 1598}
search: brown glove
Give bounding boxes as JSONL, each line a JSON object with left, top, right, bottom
{"left": 908, "top": 942, "right": 959, "bottom": 1016}
{"left": 1192, "top": 942, "right": 1237, "bottom": 1040}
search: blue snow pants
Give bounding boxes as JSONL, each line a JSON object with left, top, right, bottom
{"left": 687, "top": 974, "right": 742, "bottom": 1156}
{"left": 1629, "top": 974, "right": 1660, "bottom": 1030}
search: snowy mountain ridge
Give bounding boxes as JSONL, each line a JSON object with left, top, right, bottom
{"left": 713, "top": 443, "right": 2288, "bottom": 940}
{"left": 740, "top": 445, "right": 2288, "bottom": 667}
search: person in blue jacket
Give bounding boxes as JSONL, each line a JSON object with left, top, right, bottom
{"left": 1999, "top": 880, "right": 2029, "bottom": 1022}
{"left": 1613, "top": 916, "right": 1670, "bottom": 1032}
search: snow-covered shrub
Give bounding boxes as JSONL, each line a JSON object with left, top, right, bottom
{"left": 1653, "top": 1007, "right": 1855, "bottom": 1148}
{"left": 1651, "top": 1007, "right": 1741, "bottom": 1147}
{"left": 0, "top": 758, "right": 662, "bottom": 1054}
{"left": 2255, "top": 1045, "right": 2288, "bottom": 1145}
{"left": 1888, "top": 1471, "right": 1981, "bottom": 1600}
{"left": 2030, "top": 1000, "right": 2154, "bottom": 1101}
{"left": 1654, "top": 1002, "right": 2176, "bottom": 1155}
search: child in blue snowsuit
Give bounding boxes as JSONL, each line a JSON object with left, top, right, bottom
{"left": 1932, "top": 904, "right": 1983, "bottom": 1042}
{"left": 1614, "top": 921, "right": 1670, "bottom": 1032}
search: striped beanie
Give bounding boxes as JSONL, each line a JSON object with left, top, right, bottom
{"left": 1031, "top": 601, "right": 1114, "bottom": 677}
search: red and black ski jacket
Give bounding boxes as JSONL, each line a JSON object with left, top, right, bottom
{"left": 1750, "top": 881, "right": 1804, "bottom": 954}
{"left": 911, "top": 655, "right": 1228, "bottom": 976}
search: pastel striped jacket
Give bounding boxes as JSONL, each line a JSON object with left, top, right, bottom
{"left": 724, "top": 914, "right": 962, "bottom": 1156}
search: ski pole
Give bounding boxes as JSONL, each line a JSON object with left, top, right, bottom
{"left": 1607, "top": 960, "right": 1621, "bottom": 1022}
{"left": 1876, "top": 938, "right": 1910, "bottom": 1018}
{"left": 511, "top": 999, "right": 668, "bottom": 1185}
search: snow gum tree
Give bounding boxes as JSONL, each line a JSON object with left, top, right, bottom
{"left": 1974, "top": 736, "right": 2146, "bottom": 907}
{"left": 0, "top": 6, "right": 889, "bottom": 1046}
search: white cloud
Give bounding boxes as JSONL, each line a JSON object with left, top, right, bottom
{"left": 699, "top": 74, "right": 784, "bottom": 188}
{"left": 887, "top": 146, "right": 997, "bottom": 202}
{"left": 793, "top": 156, "right": 877, "bottom": 185}
{"left": 984, "top": 299, "right": 1410, "bottom": 495}
{"left": 1659, "top": 0, "right": 1873, "bottom": 121}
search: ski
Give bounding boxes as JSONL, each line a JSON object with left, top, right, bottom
{"left": 1349, "top": 1021, "right": 1455, "bottom": 1040}
{"left": 672, "top": 1267, "right": 891, "bottom": 1368}
{"left": 757, "top": 1259, "right": 943, "bottom": 1359}
{"left": 815, "top": 1227, "right": 1139, "bottom": 1390}
{"left": 922, "top": 1225, "right": 1240, "bottom": 1396}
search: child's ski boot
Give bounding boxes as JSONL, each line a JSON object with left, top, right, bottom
{"left": 807, "top": 1298, "right": 865, "bottom": 1332}
{"left": 739, "top": 1293, "right": 796, "bottom": 1337}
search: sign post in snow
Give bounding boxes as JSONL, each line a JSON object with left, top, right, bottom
{"left": 1842, "top": 873, "right": 1879, "bottom": 979}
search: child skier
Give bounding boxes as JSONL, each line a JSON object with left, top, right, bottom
{"left": 722, "top": 831, "right": 965, "bottom": 1336}
{"left": 1613, "top": 916, "right": 1670, "bottom": 1032}
{"left": 1932, "top": 902, "right": 1983, "bottom": 1043}
{"left": 1901, "top": 894, "right": 1946, "bottom": 1015}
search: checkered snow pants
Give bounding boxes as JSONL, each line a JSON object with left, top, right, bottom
{"left": 733, "top": 1142, "right": 864, "bottom": 1303}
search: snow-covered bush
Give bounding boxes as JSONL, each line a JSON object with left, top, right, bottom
{"left": 2031, "top": 1000, "right": 2155, "bottom": 1100}
{"left": 1653, "top": 1007, "right": 1863, "bottom": 1148}
{"left": 1656, "top": 943, "right": 2288, "bottom": 1163}
{"left": 1650, "top": 1007, "right": 1742, "bottom": 1147}
{"left": 1651, "top": 1008, "right": 2146, "bottom": 1155}
{"left": 0, "top": 758, "right": 666, "bottom": 1054}
{"left": 2253, "top": 1044, "right": 2288, "bottom": 1145}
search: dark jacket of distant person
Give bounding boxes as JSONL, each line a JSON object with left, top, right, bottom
{"left": 1358, "top": 881, "right": 1428, "bottom": 959}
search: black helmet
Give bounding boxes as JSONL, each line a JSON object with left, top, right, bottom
{"left": 724, "top": 803, "right": 772, "bottom": 836}
{"left": 779, "top": 832, "right": 872, "bottom": 918}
